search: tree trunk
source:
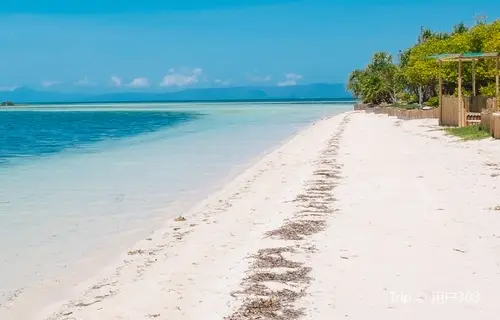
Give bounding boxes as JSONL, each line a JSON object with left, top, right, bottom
{"left": 418, "top": 85, "right": 423, "bottom": 106}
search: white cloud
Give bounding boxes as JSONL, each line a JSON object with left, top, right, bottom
{"left": 214, "top": 79, "right": 231, "bottom": 86}
{"left": 0, "top": 85, "right": 20, "bottom": 92}
{"left": 277, "top": 73, "right": 303, "bottom": 87}
{"left": 74, "top": 76, "right": 96, "bottom": 86}
{"left": 247, "top": 75, "right": 272, "bottom": 83}
{"left": 110, "top": 76, "right": 122, "bottom": 87}
{"left": 126, "top": 77, "right": 150, "bottom": 88}
{"left": 160, "top": 67, "right": 204, "bottom": 87}
{"left": 41, "top": 80, "right": 60, "bottom": 88}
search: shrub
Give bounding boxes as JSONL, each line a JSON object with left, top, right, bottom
{"left": 424, "top": 96, "right": 439, "bottom": 107}
{"left": 479, "top": 83, "right": 497, "bottom": 97}
{"left": 396, "top": 92, "right": 418, "bottom": 104}
{"left": 453, "top": 87, "right": 472, "bottom": 97}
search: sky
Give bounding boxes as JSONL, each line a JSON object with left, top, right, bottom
{"left": 0, "top": 0, "right": 499, "bottom": 93}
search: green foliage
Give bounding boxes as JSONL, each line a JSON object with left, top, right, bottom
{"left": 424, "top": 96, "right": 439, "bottom": 107}
{"left": 479, "top": 83, "right": 497, "bottom": 97}
{"left": 396, "top": 91, "right": 418, "bottom": 104}
{"left": 445, "top": 125, "right": 491, "bottom": 140}
{"left": 1, "top": 101, "right": 15, "bottom": 106}
{"left": 347, "top": 69, "right": 365, "bottom": 98}
{"left": 347, "top": 19, "right": 500, "bottom": 106}
{"left": 453, "top": 87, "right": 472, "bottom": 97}
{"left": 452, "top": 22, "right": 468, "bottom": 35}
{"left": 347, "top": 52, "right": 403, "bottom": 104}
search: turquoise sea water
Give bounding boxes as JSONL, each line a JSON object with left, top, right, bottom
{"left": 0, "top": 110, "right": 199, "bottom": 165}
{"left": 0, "top": 102, "right": 351, "bottom": 309}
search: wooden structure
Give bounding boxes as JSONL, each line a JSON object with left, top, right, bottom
{"left": 431, "top": 52, "right": 500, "bottom": 127}
{"left": 480, "top": 110, "right": 500, "bottom": 138}
{"left": 357, "top": 106, "right": 439, "bottom": 120}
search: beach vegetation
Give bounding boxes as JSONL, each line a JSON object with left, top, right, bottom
{"left": 347, "top": 52, "right": 403, "bottom": 105}
{"left": 347, "top": 19, "right": 500, "bottom": 106}
{"left": 445, "top": 125, "right": 491, "bottom": 140}
{"left": 424, "top": 96, "right": 439, "bottom": 107}
{"left": 396, "top": 92, "right": 418, "bottom": 104}
{"left": 479, "top": 83, "right": 498, "bottom": 97}
{"left": 1, "top": 101, "right": 15, "bottom": 106}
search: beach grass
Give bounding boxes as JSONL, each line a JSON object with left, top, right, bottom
{"left": 445, "top": 125, "right": 491, "bottom": 140}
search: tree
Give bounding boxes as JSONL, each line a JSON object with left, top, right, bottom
{"left": 347, "top": 52, "right": 403, "bottom": 104}
{"left": 347, "top": 69, "right": 365, "bottom": 98}
{"left": 452, "top": 22, "right": 468, "bottom": 35}
{"left": 347, "top": 19, "right": 500, "bottom": 106}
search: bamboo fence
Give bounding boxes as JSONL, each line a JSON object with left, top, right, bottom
{"left": 354, "top": 95, "right": 500, "bottom": 138}
{"left": 441, "top": 96, "right": 462, "bottom": 126}
{"left": 356, "top": 106, "right": 439, "bottom": 120}
{"left": 481, "top": 109, "right": 500, "bottom": 138}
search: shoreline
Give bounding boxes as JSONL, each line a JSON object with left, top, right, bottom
{"left": 35, "top": 112, "right": 351, "bottom": 319}
{"left": 1, "top": 111, "right": 350, "bottom": 319}
{"left": 5, "top": 111, "right": 500, "bottom": 319}
{"left": 0, "top": 99, "right": 356, "bottom": 109}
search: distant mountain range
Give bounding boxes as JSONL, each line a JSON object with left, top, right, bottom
{"left": 0, "top": 83, "right": 352, "bottom": 104}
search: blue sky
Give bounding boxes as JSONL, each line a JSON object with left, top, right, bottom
{"left": 0, "top": 0, "right": 498, "bottom": 92}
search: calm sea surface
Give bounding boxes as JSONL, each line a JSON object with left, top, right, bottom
{"left": 0, "top": 102, "right": 351, "bottom": 308}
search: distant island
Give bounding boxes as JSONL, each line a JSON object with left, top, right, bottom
{"left": 0, "top": 83, "right": 352, "bottom": 105}
{"left": 1, "top": 101, "right": 15, "bottom": 106}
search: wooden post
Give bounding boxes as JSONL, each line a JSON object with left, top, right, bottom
{"left": 496, "top": 55, "right": 499, "bottom": 110}
{"left": 492, "top": 113, "right": 500, "bottom": 139}
{"left": 439, "top": 60, "right": 443, "bottom": 125}
{"left": 472, "top": 59, "right": 476, "bottom": 96}
{"left": 458, "top": 58, "right": 463, "bottom": 127}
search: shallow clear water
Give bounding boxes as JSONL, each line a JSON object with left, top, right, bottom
{"left": 0, "top": 102, "right": 351, "bottom": 304}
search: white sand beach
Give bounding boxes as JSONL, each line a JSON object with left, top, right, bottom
{"left": 5, "top": 111, "right": 500, "bottom": 319}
